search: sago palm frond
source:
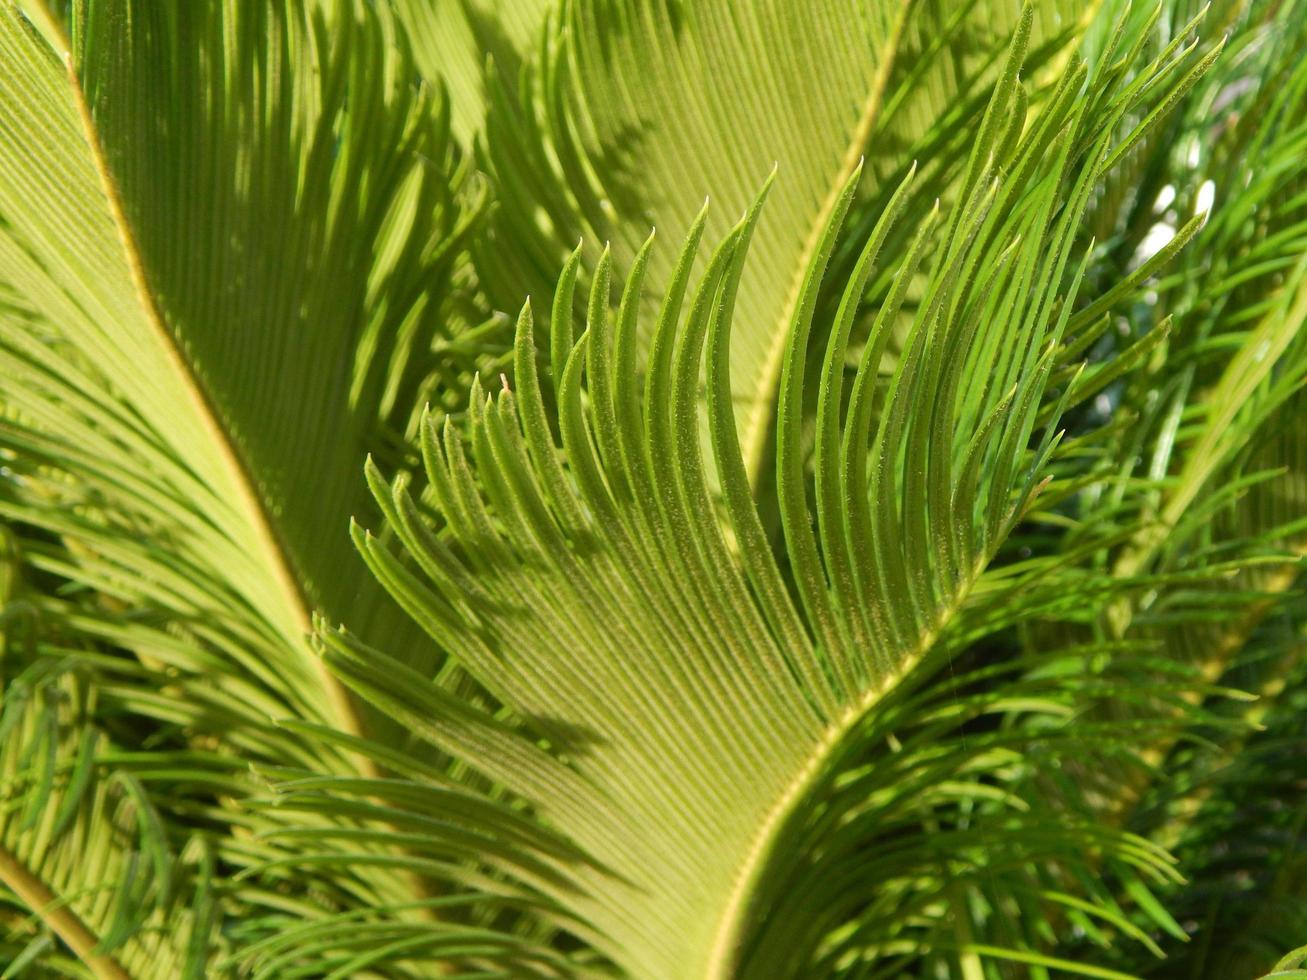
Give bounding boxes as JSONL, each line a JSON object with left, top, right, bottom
{"left": 0, "top": 0, "right": 482, "bottom": 735}
{"left": 0, "top": 1, "right": 488, "bottom": 971}
{"left": 308, "top": 16, "right": 1246, "bottom": 976}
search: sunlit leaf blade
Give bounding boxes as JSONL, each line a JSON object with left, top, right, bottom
{"left": 68, "top": 0, "right": 482, "bottom": 679}
{"left": 0, "top": 3, "right": 346, "bottom": 725}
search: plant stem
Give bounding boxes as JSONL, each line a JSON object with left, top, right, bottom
{"left": 0, "top": 844, "right": 130, "bottom": 980}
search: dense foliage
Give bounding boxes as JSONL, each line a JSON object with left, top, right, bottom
{"left": 1, "top": 0, "right": 1306, "bottom": 977}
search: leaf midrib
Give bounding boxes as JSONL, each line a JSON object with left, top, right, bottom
{"left": 0, "top": 843, "right": 129, "bottom": 980}
{"left": 56, "top": 36, "right": 364, "bottom": 743}
{"left": 703, "top": 560, "right": 984, "bottom": 978}
{"left": 737, "top": 0, "right": 913, "bottom": 488}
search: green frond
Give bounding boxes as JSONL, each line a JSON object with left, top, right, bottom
{"left": 1061, "top": 0, "right": 1307, "bottom": 826}
{"left": 67, "top": 0, "right": 488, "bottom": 675}
{"left": 0, "top": 1, "right": 504, "bottom": 970}
{"left": 471, "top": 0, "right": 1106, "bottom": 490}
{"left": 0, "top": 523, "right": 461, "bottom": 977}
{"left": 0, "top": 663, "right": 218, "bottom": 979}
{"left": 319, "top": 18, "right": 1231, "bottom": 976}
{"left": 0, "top": 0, "right": 490, "bottom": 754}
